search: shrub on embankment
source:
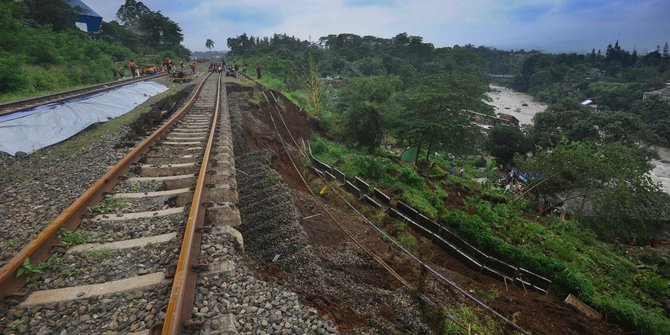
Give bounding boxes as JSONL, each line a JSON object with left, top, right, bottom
{"left": 442, "top": 209, "right": 670, "bottom": 334}
{"left": 0, "top": 1, "right": 189, "bottom": 102}
{"left": 0, "top": 3, "right": 127, "bottom": 100}
{"left": 311, "top": 136, "right": 670, "bottom": 334}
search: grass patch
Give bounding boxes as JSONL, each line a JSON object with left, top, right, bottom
{"left": 9, "top": 319, "right": 25, "bottom": 332}
{"left": 60, "top": 268, "right": 82, "bottom": 277}
{"left": 310, "top": 135, "right": 670, "bottom": 334}
{"left": 86, "top": 249, "right": 112, "bottom": 260}
{"left": 442, "top": 305, "right": 504, "bottom": 335}
{"left": 261, "top": 170, "right": 279, "bottom": 187}
{"left": 443, "top": 204, "right": 670, "bottom": 334}
{"left": 5, "top": 238, "right": 19, "bottom": 248}
{"left": 16, "top": 258, "right": 47, "bottom": 283}
{"left": 57, "top": 229, "right": 91, "bottom": 248}
{"left": 393, "top": 219, "right": 418, "bottom": 253}
{"left": 311, "top": 136, "right": 447, "bottom": 219}
{"left": 88, "top": 196, "right": 126, "bottom": 214}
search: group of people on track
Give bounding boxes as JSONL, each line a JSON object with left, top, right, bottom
{"left": 113, "top": 56, "right": 197, "bottom": 79}
{"left": 208, "top": 61, "right": 254, "bottom": 78}
{"left": 114, "top": 56, "right": 260, "bottom": 80}
{"left": 206, "top": 62, "right": 263, "bottom": 79}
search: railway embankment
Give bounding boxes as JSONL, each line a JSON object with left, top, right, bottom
{"left": 0, "top": 82, "right": 196, "bottom": 268}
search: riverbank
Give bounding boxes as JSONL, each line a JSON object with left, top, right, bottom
{"left": 485, "top": 85, "right": 548, "bottom": 125}
{"left": 487, "top": 84, "right": 670, "bottom": 195}
{"left": 651, "top": 146, "right": 670, "bottom": 194}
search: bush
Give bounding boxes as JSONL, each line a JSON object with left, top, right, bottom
{"left": 397, "top": 165, "right": 423, "bottom": 188}
{"left": 0, "top": 52, "right": 29, "bottom": 92}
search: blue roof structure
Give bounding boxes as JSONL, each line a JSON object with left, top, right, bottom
{"left": 69, "top": 0, "right": 102, "bottom": 33}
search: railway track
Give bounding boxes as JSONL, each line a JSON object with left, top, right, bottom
{"left": 0, "top": 72, "right": 239, "bottom": 334}
{"left": 0, "top": 73, "right": 167, "bottom": 117}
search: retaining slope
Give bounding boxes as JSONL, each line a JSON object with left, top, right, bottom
{"left": 306, "top": 141, "right": 551, "bottom": 294}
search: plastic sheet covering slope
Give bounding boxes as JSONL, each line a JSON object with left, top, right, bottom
{"left": 0, "top": 82, "right": 168, "bottom": 155}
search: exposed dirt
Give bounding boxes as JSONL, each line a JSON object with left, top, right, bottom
{"left": 116, "top": 86, "right": 194, "bottom": 149}
{"left": 229, "top": 84, "right": 429, "bottom": 334}
{"left": 226, "top": 81, "right": 629, "bottom": 335}
{"left": 441, "top": 183, "right": 469, "bottom": 210}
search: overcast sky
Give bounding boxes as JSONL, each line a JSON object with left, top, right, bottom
{"left": 86, "top": 0, "right": 670, "bottom": 53}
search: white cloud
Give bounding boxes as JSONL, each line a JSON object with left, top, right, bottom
{"left": 85, "top": 0, "right": 669, "bottom": 53}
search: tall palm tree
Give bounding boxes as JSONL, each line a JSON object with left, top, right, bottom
{"left": 206, "top": 39, "right": 214, "bottom": 56}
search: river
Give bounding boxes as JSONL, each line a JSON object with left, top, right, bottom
{"left": 485, "top": 84, "right": 670, "bottom": 194}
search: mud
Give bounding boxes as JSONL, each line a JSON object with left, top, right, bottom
{"left": 226, "top": 81, "right": 627, "bottom": 335}
{"left": 229, "top": 83, "right": 429, "bottom": 334}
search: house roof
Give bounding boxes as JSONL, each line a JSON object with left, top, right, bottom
{"left": 497, "top": 113, "right": 520, "bottom": 123}
{"left": 68, "top": 0, "right": 101, "bottom": 18}
{"left": 68, "top": 0, "right": 102, "bottom": 33}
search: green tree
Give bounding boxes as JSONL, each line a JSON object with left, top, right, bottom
{"left": 206, "top": 39, "right": 214, "bottom": 54}
{"left": 633, "top": 99, "right": 670, "bottom": 145}
{"left": 138, "top": 11, "right": 182, "bottom": 48}
{"left": 531, "top": 102, "right": 653, "bottom": 149}
{"left": 302, "top": 51, "right": 324, "bottom": 115}
{"left": 485, "top": 126, "right": 531, "bottom": 164}
{"left": 116, "top": 0, "right": 150, "bottom": 27}
{"left": 24, "top": 0, "right": 81, "bottom": 31}
{"left": 339, "top": 75, "right": 402, "bottom": 152}
{"left": 393, "top": 72, "right": 491, "bottom": 159}
{"left": 100, "top": 21, "right": 142, "bottom": 53}
{"left": 520, "top": 141, "right": 669, "bottom": 240}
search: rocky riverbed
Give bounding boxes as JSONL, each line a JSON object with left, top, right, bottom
{"left": 651, "top": 146, "right": 670, "bottom": 194}
{"left": 485, "top": 84, "right": 548, "bottom": 125}
{"left": 486, "top": 84, "right": 670, "bottom": 195}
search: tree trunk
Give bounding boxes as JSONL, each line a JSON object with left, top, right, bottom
{"left": 415, "top": 134, "right": 423, "bottom": 165}
{"left": 425, "top": 134, "right": 434, "bottom": 162}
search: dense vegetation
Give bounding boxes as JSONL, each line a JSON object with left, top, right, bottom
{"left": 312, "top": 137, "right": 670, "bottom": 334}
{"left": 229, "top": 32, "right": 670, "bottom": 334}
{"left": 0, "top": 0, "right": 189, "bottom": 102}
{"left": 226, "top": 33, "right": 493, "bottom": 157}
{"left": 508, "top": 41, "right": 670, "bottom": 147}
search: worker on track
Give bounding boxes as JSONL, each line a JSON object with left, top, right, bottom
{"left": 165, "top": 56, "right": 173, "bottom": 74}
{"left": 128, "top": 59, "right": 138, "bottom": 78}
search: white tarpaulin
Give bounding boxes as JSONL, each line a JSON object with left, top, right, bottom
{"left": 0, "top": 81, "right": 168, "bottom": 155}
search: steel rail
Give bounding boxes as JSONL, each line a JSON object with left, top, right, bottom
{"left": 0, "top": 73, "right": 167, "bottom": 116}
{"left": 0, "top": 72, "right": 212, "bottom": 300}
{"left": 161, "top": 74, "right": 221, "bottom": 334}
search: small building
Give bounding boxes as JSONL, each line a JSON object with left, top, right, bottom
{"left": 581, "top": 99, "right": 600, "bottom": 110}
{"left": 497, "top": 113, "right": 520, "bottom": 127}
{"left": 69, "top": 0, "right": 102, "bottom": 33}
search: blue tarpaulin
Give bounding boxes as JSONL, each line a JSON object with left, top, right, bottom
{"left": 0, "top": 82, "right": 168, "bottom": 155}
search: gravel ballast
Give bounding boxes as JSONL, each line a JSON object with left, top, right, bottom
{"left": 0, "top": 83, "right": 195, "bottom": 268}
